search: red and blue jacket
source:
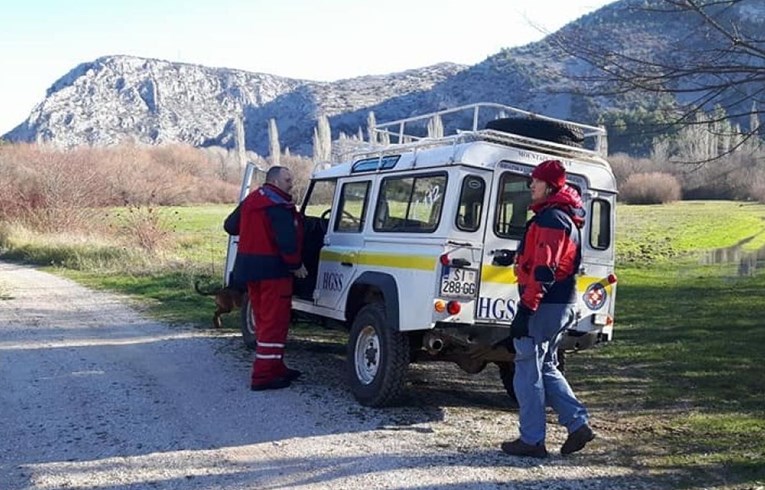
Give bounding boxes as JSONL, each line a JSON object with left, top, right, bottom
{"left": 515, "top": 185, "right": 584, "bottom": 311}
{"left": 226, "top": 183, "right": 304, "bottom": 284}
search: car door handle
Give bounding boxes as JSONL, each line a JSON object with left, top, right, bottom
{"left": 491, "top": 249, "right": 515, "bottom": 266}
{"left": 341, "top": 262, "right": 353, "bottom": 267}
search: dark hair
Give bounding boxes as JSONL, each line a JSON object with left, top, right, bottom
{"left": 265, "top": 166, "right": 288, "bottom": 183}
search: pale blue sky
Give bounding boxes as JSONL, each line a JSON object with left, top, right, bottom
{"left": 0, "top": 0, "right": 614, "bottom": 134}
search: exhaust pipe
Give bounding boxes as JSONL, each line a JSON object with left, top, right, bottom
{"left": 424, "top": 333, "right": 444, "bottom": 354}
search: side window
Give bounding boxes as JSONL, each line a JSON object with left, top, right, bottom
{"left": 335, "top": 181, "right": 370, "bottom": 233}
{"left": 302, "top": 179, "right": 337, "bottom": 219}
{"left": 374, "top": 173, "right": 447, "bottom": 233}
{"left": 590, "top": 199, "right": 611, "bottom": 249}
{"left": 494, "top": 173, "right": 531, "bottom": 239}
{"left": 494, "top": 172, "right": 583, "bottom": 239}
{"left": 456, "top": 175, "right": 485, "bottom": 232}
{"left": 352, "top": 155, "right": 400, "bottom": 173}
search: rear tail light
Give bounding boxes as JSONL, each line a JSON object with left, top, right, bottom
{"left": 439, "top": 254, "right": 450, "bottom": 266}
{"left": 434, "top": 300, "right": 446, "bottom": 313}
{"left": 446, "top": 301, "right": 461, "bottom": 315}
{"left": 592, "top": 314, "right": 614, "bottom": 326}
{"left": 607, "top": 273, "right": 617, "bottom": 284}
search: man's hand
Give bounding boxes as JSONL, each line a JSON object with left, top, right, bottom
{"left": 292, "top": 264, "right": 308, "bottom": 279}
{"left": 510, "top": 304, "right": 533, "bottom": 339}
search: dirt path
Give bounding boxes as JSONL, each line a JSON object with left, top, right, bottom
{"left": 0, "top": 261, "right": 662, "bottom": 489}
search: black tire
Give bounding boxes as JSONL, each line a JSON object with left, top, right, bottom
{"left": 496, "top": 361, "right": 519, "bottom": 406}
{"left": 485, "top": 118, "right": 585, "bottom": 148}
{"left": 347, "top": 303, "right": 410, "bottom": 407}
{"left": 239, "top": 296, "right": 257, "bottom": 350}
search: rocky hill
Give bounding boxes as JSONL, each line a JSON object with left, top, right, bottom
{"left": 4, "top": 0, "right": 763, "bottom": 156}
{"left": 4, "top": 55, "right": 465, "bottom": 155}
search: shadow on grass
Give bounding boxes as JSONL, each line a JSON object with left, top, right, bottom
{"left": 571, "top": 263, "right": 765, "bottom": 488}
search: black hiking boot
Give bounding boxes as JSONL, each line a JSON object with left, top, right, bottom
{"left": 285, "top": 368, "right": 302, "bottom": 382}
{"left": 500, "top": 439, "right": 548, "bottom": 459}
{"left": 561, "top": 424, "right": 595, "bottom": 455}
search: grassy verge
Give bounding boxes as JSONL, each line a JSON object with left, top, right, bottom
{"left": 0, "top": 205, "right": 235, "bottom": 328}
{"left": 575, "top": 262, "right": 765, "bottom": 488}
{"left": 2, "top": 200, "right": 765, "bottom": 488}
{"left": 616, "top": 201, "right": 765, "bottom": 263}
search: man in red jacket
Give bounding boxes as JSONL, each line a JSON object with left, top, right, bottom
{"left": 225, "top": 166, "right": 307, "bottom": 391}
{"left": 500, "top": 159, "right": 595, "bottom": 458}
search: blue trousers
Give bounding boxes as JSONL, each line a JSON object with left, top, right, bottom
{"left": 513, "top": 303, "right": 589, "bottom": 445}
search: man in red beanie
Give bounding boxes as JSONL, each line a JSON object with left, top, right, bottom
{"left": 500, "top": 159, "right": 595, "bottom": 458}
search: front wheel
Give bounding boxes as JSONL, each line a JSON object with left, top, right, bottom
{"left": 239, "top": 296, "right": 257, "bottom": 350}
{"left": 347, "top": 303, "right": 409, "bottom": 407}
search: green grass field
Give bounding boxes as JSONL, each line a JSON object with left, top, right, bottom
{"left": 2, "top": 200, "right": 764, "bottom": 488}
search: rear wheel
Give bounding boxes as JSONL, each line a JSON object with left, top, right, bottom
{"left": 347, "top": 303, "right": 409, "bottom": 407}
{"left": 239, "top": 296, "right": 257, "bottom": 350}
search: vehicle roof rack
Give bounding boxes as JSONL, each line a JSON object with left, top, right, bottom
{"left": 367, "top": 102, "right": 608, "bottom": 160}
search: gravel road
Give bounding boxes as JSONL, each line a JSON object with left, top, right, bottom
{"left": 0, "top": 261, "right": 663, "bottom": 489}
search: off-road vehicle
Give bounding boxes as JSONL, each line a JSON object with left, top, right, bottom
{"left": 225, "top": 103, "right": 618, "bottom": 407}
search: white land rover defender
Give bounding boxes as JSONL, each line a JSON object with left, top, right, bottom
{"left": 226, "top": 103, "right": 618, "bottom": 407}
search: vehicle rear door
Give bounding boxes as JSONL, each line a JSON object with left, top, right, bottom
{"left": 476, "top": 161, "right": 589, "bottom": 323}
{"left": 476, "top": 163, "right": 531, "bottom": 323}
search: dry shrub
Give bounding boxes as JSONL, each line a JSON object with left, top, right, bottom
{"left": 620, "top": 172, "right": 682, "bottom": 204}
{"left": 680, "top": 150, "right": 765, "bottom": 201}
{"left": 750, "top": 182, "right": 765, "bottom": 203}
{"left": 0, "top": 142, "right": 240, "bottom": 232}
{"left": 610, "top": 148, "right": 765, "bottom": 201}
{"left": 98, "top": 144, "right": 200, "bottom": 205}
{"left": 0, "top": 141, "right": 321, "bottom": 240}
{"left": 200, "top": 146, "right": 255, "bottom": 185}
{"left": 0, "top": 144, "right": 105, "bottom": 231}
{"left": 609, "top": 153, "right": 669, "bottom": 188}
{"left": 111, "top": 203, "right": 178, "bottom": 253}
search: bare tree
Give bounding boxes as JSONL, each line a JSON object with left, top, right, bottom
{"left": 268, "top": 118, "right": 280, "bottom": 166}
{"left": 234, "top": 111, "right": 246, "bottom": 172}
{"left": 551, "top": 0, "right": 763, "bottom": 161}
{"left": 367, "top": 111, "right": 378, "bottom": 144}
{"left": 427, "top": 114, "right": 444, "bottom": 138}
{"left": 312, "top": 114, "right": 332, "bottom": 162}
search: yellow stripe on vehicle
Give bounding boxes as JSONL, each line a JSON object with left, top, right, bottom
{"left": 480, "top": 264, "right": 615, "bottom": 293}
{"left": 320, "top": 251, "right": 615, "bottom": 294}
{"left": 480, "top": 264, "right": 518, "bottom": 284}
{"left": 320, "top": 250, "right": 436, "bottom": 271}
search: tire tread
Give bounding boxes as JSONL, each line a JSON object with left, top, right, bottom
{"left": 348, "top": 302, "right": 409, "bottom": 407}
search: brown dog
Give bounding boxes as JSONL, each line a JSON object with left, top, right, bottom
{"left": 194, "top": 280, "right": 244, "bottom": 329}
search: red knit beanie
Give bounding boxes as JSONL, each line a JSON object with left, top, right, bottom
{"left": 531, "top": 160, "right": 566, "bottom": 190}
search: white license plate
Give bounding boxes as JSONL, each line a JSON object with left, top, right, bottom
{"left": 440, "top": 267, "right": 478, "bottom": 298}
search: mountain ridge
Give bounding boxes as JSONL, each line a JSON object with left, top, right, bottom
{"left": 5, "top": 0, "right": 763, "bottom": 156}
{"left": 5, "top": 53, "right": 468, "bottom": 155}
